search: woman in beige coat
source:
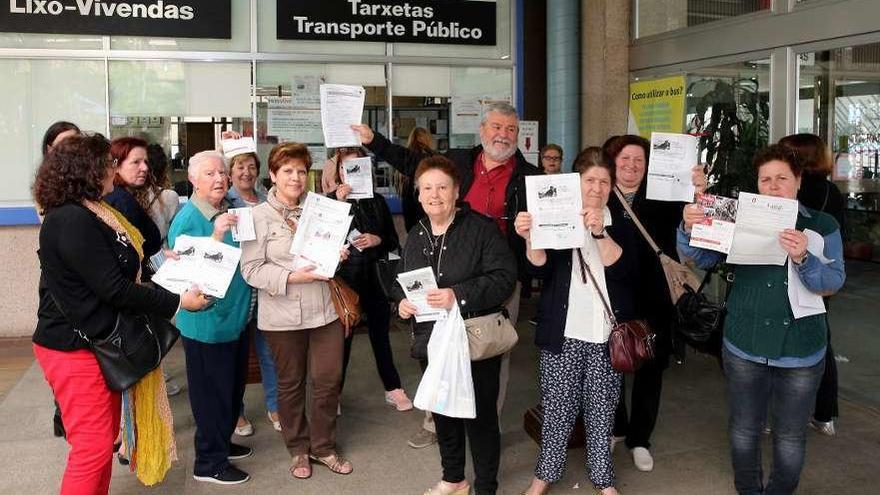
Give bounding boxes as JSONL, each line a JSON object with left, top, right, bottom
{"left": 240, "top": 142, "right": 352, "bottom": 480}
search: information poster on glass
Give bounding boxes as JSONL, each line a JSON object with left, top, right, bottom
{"left": 291, "top": 75, "right": 321, "bottom": 109}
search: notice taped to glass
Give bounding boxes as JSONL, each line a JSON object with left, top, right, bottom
{"left": 0, "top": 1, "right": 231, "bottom": 39}
{"left": 277, "top": 0, "right": 496, "bottom": 46}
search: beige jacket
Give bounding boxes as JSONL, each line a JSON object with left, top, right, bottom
{"left": 239, "top": 190, "right": 338, "bottom": 331}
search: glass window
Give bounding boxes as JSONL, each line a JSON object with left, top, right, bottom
{"left": 392, "top": 0, "right": 512, "bottom": 60}
{"left": 256, "top": 62, "right": 386, "bottom": 192}
{"left": 0, "top": 59, "right": 107, "bottom": 205}
{"left": 110, "top": 0, "right": 250, "bottom": 52}
{"left": 0, "top": 33, "right": 102, "bottom": 50}
{"left": 798, "top": 42, "right": 880, "bottom": 260}
{"left": 257, "top": 0, "right": 385, "bottom": 55}
{"left": 109, "top": 60, "right": 253, "bottom": 190}
{"left": 685, "top": 59, "right": 771, "bottom": 195}
{"left": 449, "top": 67, "right": 512, "bottom": 148}
{"left": 634, "top": 0, "right": 769, "bottom": 39}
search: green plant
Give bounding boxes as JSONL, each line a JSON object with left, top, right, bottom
{"left": 687, "top": 77, "right": 769, "bottom": 197}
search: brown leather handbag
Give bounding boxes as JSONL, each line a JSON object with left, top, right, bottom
{"left": 576, "top": 248, "right": 655, "bottom": 373}
{"left": 613, "top": 188, "right": 700, "bottom": 305}
{"left": 328, "top": 277, "right": 361, "bottom": 332}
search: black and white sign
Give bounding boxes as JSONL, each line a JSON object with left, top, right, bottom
{"left": 277, "top": 0, "right": 496, "bottom": 46}
{"left": 0, "top": 0, "right": 231, "bottom": 39}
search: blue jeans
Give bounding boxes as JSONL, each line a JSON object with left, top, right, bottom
{"left": 240, "top": 322, "right": 279, "bottom": 415}
{"left": 723, "top": 348, "right": 824, "bottom": 495}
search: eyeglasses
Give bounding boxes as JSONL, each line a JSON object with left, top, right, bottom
{"left": 541, "top": 155, "right": 562, "bottom": 162}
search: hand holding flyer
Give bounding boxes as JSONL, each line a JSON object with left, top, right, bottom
{"left": 646, "top": 132, "right": 698, "bottom": 202}
{"left": 525, "top": 173, "right": 585, "bottom": 250}
{"left": 726, "top": 192, "right": 798, "bottom": 266}
{"left": 289, "top": 192, "right": 353, "bottom": 277}
{"left": 152, "top": 235, "right": 242, "bottom": 298}
{"left": 341, "top": 156, "right": 374, "bottom": 199}
{"left": 320, "top": 84, "right": 365, "bottom": 148}
{"left": 220, "top": 136, "right": 257, "bottom": 159}
{"left": 689, "top": 193, "right": 738, "bottom": 254}
{"left": 397, "top": 267, "right": 445, "bottom": 323}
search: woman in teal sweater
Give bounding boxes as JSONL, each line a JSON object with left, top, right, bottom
{"left": 677, "top": 144, "right": 845, "bottom": 495}
{"left": 168, "top": 150, "right": 253, "bottom": 485}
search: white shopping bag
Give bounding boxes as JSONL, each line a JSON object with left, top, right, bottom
{"left": 413, "top": 304, "right": 476, "bottom": 419}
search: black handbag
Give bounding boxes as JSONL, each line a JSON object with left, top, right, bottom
{"left": 51, "top": 294, "right": 179, "bottom": 392}
{"left": 674, "top": 268, "right": 728, "bottom": 344}
{"left": 374, "top": 255, "right": 400, "bottom": 302}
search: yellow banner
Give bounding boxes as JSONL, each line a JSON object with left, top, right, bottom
{"left": 628, "top": 75, "right": 686, "bottom": 138}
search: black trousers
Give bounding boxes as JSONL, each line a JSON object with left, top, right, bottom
{"left": 341, "top": 279, "right": 402, "bottom": 392}
{"left": 613, "top": 356, "right": 665, "bottom": 449}
{"left": 420, "top": 355, "right": 502, "bottom": 495}
{"left": 183, "top": 332, "right": 249, "bottom": 476}
{"left": 813, "top": 325, "right": 839, "bottom": 422}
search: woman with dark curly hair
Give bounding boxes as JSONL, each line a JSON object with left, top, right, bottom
{"left": 39, "top": 120, "right": 81, "bottom": 439}
{"left": 33, "top": 134, "right": 208, "bottom": 494}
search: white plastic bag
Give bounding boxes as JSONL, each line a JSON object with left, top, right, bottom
{"left": 413, "top": 304, "right": 476, "bottom": 419}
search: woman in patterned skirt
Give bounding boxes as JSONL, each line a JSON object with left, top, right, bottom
{"left": 514, "top": 147, "right": 640, "bottom": 495}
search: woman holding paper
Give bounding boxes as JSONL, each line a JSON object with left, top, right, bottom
{"left": 393, "top": 155, "right": 516, "bottom": 495}
{"left": 331, "top": 146, "right": 413, "bottom": 412}
{"left": 168, "top": 150, "right": 254, "bottom": 485}
{"left": 33, "top": 134, "right": 209, "bottom": 493}
{"left": 677, "top": 144, "right": 845, "bottom": 495}
{"left": 218, "top": 138, "right": 282, "bottom": 437}
{"left": 602, "top": 134, "right": 706, "bottom": 472}
{"left": 239, "top": 142, "right": 353, "bottom": 480}
{"left": 514, "top": 149, "right": 637, "bottom": 495}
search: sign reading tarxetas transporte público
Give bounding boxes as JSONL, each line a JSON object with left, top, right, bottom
{"left": 277, "top": 0, "right": 496, "bottom": 46}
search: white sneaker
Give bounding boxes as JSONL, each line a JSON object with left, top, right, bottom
{"left": 632, "top": 446, "right": 654, "bottom": 472}
{"left": 234, "top": 416, "right": 254, "bottom": 437}
{"left": 610, "top": 435, "right": 625, "bottom": 454}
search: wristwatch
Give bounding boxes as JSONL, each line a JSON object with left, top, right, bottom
{"left": 591, "top": 229, "right": 607, "bottom": 239}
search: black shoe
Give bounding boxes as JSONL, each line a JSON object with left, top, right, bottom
{"left": 228, "top": 443, "right": 253, "bottom": 460}
{"left": 193, "top": 465, "right": 250, "bottom": 485}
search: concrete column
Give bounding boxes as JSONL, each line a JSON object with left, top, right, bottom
{"left": 581, "top": 0, "right": 631, "bottom": 148}
{"left": 546, "top": 0, "right": 580, "bottom": 171}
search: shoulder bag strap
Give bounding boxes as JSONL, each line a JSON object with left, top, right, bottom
{"left": 575, "top": 248, "right": 618, "bottom": 327}
{"left": 613, "top": 187, "right": 663, "bottom": 256}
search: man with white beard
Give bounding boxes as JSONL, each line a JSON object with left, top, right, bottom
{"left": 350, "top": 102, "right": 539, "bottom": 448}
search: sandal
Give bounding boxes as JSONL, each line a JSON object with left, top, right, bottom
{"left": 309, "top": 453, "right": 353, "bottom": 475}
{"left": 423, "top": 481, "right": 471, "bottom": 495}
{"left": 290, "top": 454, "right": 312, "bottom": 480}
